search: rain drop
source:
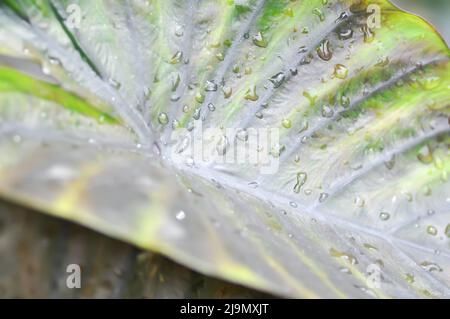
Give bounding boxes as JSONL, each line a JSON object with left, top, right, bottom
{"left": 158, "top": 112, "right": 169, "bottom": 125}
{"left": 269, "top": 72, "right": 286, "bottom": 88}
{"left": 253, "top": 32, "right": 268, "bottom": 48}
{"left": 333, "top": 64, "right": 349, "bottom": 80}
{"left": 176, "top": 210, "right": 186, "bottom": 220}
{"left": 293, "top": 172, "right": 307, "bottom": 193}
{"left": 317, "top": 40, "right": 332, "bottom": 61}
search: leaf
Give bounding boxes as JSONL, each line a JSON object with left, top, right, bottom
{"left": 0, "top": 0, "right": 449, "bottom": 298}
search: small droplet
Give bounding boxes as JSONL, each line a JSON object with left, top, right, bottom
{"left": 215, "top": 52, "right": 224, "bottom": 61}
{"left": 236, "top": 129, "right": 249, "bottom": 142}
{"left": 445, "top": 224, "right": 450, "bottom": 238}
{"left": 333, "top": 64, "right": 349, "bottom": 80}
{"left": 354, "top": 196, "right": 365, "bottom": 208}
{"left": 313, "top": 8, "right": 325, "bottom": 22}
{"left": 158, "top": 112, "right": 169, "bottom": 125}
{"left": 269, "top": 72, "right": 286, "bottom": 88}
{"left": 362, "top": 25, "right": 375, "bottom": 43}
{"left": 205, "top": 80, "right": 218, "bottom": 92}
{"left": 244, "top": 86, "right": 259, "bottom": 101}
{"left": 340, "top": 95, "right": 350, "bottom": 107}
{"left": 405, "top": 273, "right": 415, "bottom": 284}
{"left": 222, "top": 86, "right": 232, "bottom": 99}
{"left": 289, "top": 201, "right": 298, "bottom": 208}
{"left": 12, "top": 134, "right": 22, "bottom": 144}
{"left": 338, "top": 28, "right": 353, "bottom": 40}
{"left": 321, "top": 105, "right": 334, "bottom": 118}
{"left": 329, "top": 248, "right": 358, "bottom": 265}
{"left": 109, "top": 78, "right": 121, "bottom": 89}
{"left": 420, "top": 261, "right": 442, "bottom": 272}
{"left": 379, "top": 212, "right": 390, "bottom": 221}
{"left": 207, "top": 103, "right": 216, "bottom": 111}
{"left": 216, "top": 136, "right": 229, "bottom": 155}
{"left": 282, "top": 118, "right": 292, "bottom": 129}
{"left": 195, "top": 92, "right": 205, "bottom": 104}
{"left": 170, "top": 51, "right": 183, "bottom": 64}
{"left": 293, "top": 172, "right": 307, "bottom": 193}
{"left": 319, "top": 192, "right": 329, "bottom": 203}
{"left": 253, "top": 32, "right": 268, "bottom": 48}
{"left": 175, "top": 26, "right": 184, "bottom": 37}
{"left": 426, "top": 225, "right": 438, "bottom": 236}
{"left": 176, "top": 210, "right": 186, "bottom": 220}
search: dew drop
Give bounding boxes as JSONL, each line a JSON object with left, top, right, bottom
{"left": 379, "top": 212, "right": 390, "bottom": 221}
{"left": 253, "top": 32, "right": 268, "bottom": 48}
{"left": 176, "top": 210, "right": 186, "bottom": 221}
{"left": 317, "top": 40, "right": 332, "bottom": 61}
{"left": 338, "top": 28, "right": 353, "bottom": 40}
{"left": 244, "top": 86, "right": 259, "bottom": 101}
{"left": 445, "top": 224, "right": 450, "bottom": 238}
{"left": 319, "top": 192, "right": 329, "bottom": 203}
{"left": 420, "top": 261, "right": 442, "bottom": 272}
{"left": 216, "top": 136, "right": 230, "bottom": 155}
{"left": 329, "top": 248, "right": 358, "bottom": 265}
{"left": 333, "top": 64, "right": 349, "bottom": 80}
{"left": 293, "top": 172, "right": 307, "bottom": 193}
{"left": 222, "top": 86, "right": 232, "bottom": 99}
{"left": 313, "top": 8, "right": 325, "bottom": 22}
{"left": 362, "top": 25, "right": 375, "bottom": 43}
{"left": 282, "top": 118, "right": 292, "bottom": 129}
{"left": 158, "top": 112, "right": 169, "bottom": 125}
{"left": 195, "top": 92, "right": 205, "bottom": 104}
{"left": 205, "top": 80, "right": 218, "bottom": 92}
{"left": 426, "top": 225, "right": 438, "bottom": 236}
{"left": 170, "top": 51, "right": 183, "bottom": 64}
{"left": 340, "top": 95, "right": 350, "bottom": 107}
{"left": 321, "top": 105, "right": 334, "bottom": 118}
{"left": 236, "top": 129, "right": 249, "bottom": 142}
{"left": 207, "top": 103, "right": 216, "bottom": 111}
{"left": 269, "top": 72, "right": 286, "bottom": 88}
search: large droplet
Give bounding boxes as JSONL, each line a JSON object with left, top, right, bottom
{"left": 445, "top": 224, "right": 450, "bottom": 238}
{"left": 333, "top": 64, "right": 349, "bottom": 80}
{"left": 253, "top": 32, "right": 268, "bottom": 48}
{"left": 269, "top": 72, "right": 286, "bottom": 88}
{"left": 317, "top": 40, "right": 332, "bottom": 61}
{"left": 293, "top": 172, "right": 307, "bottom": 193}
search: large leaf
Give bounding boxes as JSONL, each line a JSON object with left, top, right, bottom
{"left": 0, "top": 0, "right": 449, "bottom": 298}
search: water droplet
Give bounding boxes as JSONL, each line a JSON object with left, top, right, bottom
{"left": 340, "top": 95, "right": 350, "bottom": 107}
{"left": 290, "top": 68, "right": 298, "bottom": 76}
{"left": 405, "top": 273, "right": 415, "bottom": 284}
{"left": 329, "top": 248, "right": 358, "bottom": 265}
{"left": 216, "top": 136, "right": 229, "bottom": 155}
{"left": 215, "top": 52, "right": 224, "bottom": 61}
{"left": 207, "top": 103, "right": 216, "bottom": 111}
{"left": 289, "top": 201, "right": 298, "bottom": 208}
{"left": 313, "top": 8, "right": 325, "bottom": 22}
{"left": 236, "top": 129, "right": 249, "bottom": 142}
{"left": 192, "top": 108, "right": 201, "bottom": 120}
{"left": 205, "top": 80, "right": 218, "bottom": 92}
{"left": 253, "top": 32, "right": 268, "bottom": 48}
{"left": 333, "top": 64, "right": 349, "bottom": 80}
{"left": 170, "top": 51, "right": 183, "bottom": 64}
{"left": 379, "top": 212, "right": 390, "bottom": 221}
{"left": 108, "top": 78, "right": 121, "bottom": 89}
{"left": 282, "top": 118, "right": 292, "bottom": 129}
{"left": 319, "top": 192, "right": 329, "bottom": 203}
{"left": 176, "top": 210, "right": 186, "bottom": 220}
{"left": 293, "top": 172, "right": 307, "bottom": 193}
{"left": 321, "top": 105, "right": 334, "bottom": 118}
{"left": 175, "top": 25, "right": 184, "bottom": 37}
{"left": 362, "top": 25, "right": 375, "bottom": 43}
{"left": 222, "top": 86, "right": 232, "bottom": 99}
{"left": 195, "top": 92, "right": 205, "bottom": 103}
{"left": 426, "top": 225, "right": 438, "bottom": 236}
{"left": 445, "top": 224, "right": 450, "bottom": 238}
{"left": 171, "top": 73, "right": 181, "bottom": 91}
{"left": 338, "top": 28, "right": 353, "bottom": 40}
{"left": 182, "top": 104, "right": 190, "bottom": 113}
{"left": 158, "top": 112, "right": 169, "bottom": 125}
{"left": 269, "top": 72, "right": 286, "bottom": 88}
{"left": 420, "top": 261, "right": 442, "bottom": 272}
{"left": 244, "top": 86, "right": 259, "bottom": 101}
{"left": 317, "top": 40, "right": 332, "bottom": 61}
{"left": 354, "top": 196, "right": 365, "bottom": 208}
{"left": 417, "top": 146, "right": 433, "bottom": 164}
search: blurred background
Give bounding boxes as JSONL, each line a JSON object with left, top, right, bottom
{"left": 392, "top": 0, "right": 450, "bottom": 45}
